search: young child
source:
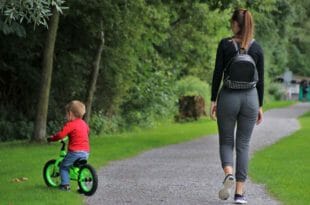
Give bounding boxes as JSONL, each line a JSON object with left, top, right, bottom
{"left": 47, "top": 100, "right": 90, "bottom": 191}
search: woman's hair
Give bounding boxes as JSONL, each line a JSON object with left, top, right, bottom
{"left": 65, "top": 100, "right": 86, "bottom": 118}
{"left": 231, "top": 8, "right": 254, "bottom": 49}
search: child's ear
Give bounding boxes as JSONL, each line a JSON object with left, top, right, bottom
{"left": 70, "top": 111, "right": 74, "bottom": 119}
{"left": 67, "top": 111, "right": 72, "bottom": 120}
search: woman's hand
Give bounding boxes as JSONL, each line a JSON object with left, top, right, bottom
{"left": 210, "top": 101, "right": 217, "bottom": 120}
{"left": 256, "top": 107, "right": 263, "bottom": 125}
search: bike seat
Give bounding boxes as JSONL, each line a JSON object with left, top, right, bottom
{"left": 73, "top": 158, "right": 87, "bottom": 167}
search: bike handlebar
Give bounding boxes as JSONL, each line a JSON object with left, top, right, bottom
{"left": 60, "top": 140, "right": 66, "bottom": 151}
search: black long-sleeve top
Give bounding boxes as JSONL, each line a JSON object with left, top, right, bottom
{"left": 211, "top": 37, "right": 264, "bottom": 106}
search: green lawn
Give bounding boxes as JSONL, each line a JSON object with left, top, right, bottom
{"left": 263, "top": 100, "right": 296, "bottom": 111}
{"left": 0, "top": 100, "right": 298, "bottom": 205}
{"left": 250, "top": 112, "right": 310, "bottom": 205}
{"left": 0, "top": 118, "right": 217, "bottom": 205}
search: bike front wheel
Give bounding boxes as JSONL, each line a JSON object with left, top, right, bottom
{"left": 43, "top": 159, "right": 61, "bottom": 187}
{"left": 78, "top": 164, "right": 98, "bottom": 196}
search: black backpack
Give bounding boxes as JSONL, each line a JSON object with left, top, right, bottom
{"left": 223, "top": 39, "right": 258, "bottom": 89}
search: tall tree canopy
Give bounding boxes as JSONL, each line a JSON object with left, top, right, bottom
{"left": 0, "top": 0, "right": 309, "bottom": 141}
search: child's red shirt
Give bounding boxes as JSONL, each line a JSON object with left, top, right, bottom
{"left": 50, "top": 118, "right": 90, "bottom": 152}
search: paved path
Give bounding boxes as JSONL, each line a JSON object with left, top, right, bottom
{"left": 86, "top": 103, "right": 310, "bottom": 205}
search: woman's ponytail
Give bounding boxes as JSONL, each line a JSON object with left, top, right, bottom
{"left": 231, "top": 9, "right": 254, "bottom": 50}
{"left": 242, "top": 10, "right": 254, "bottom": 49}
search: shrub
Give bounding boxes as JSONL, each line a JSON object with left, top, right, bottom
{"left": 268, "top": 83, "right": 286, "bottom": 100}
{"left": 176, "top": 76, "right": 210, "bottom": 111}
{"left": 0, "top": 120, "right": 33, "bottom": 141}
{"left": 89, "top": 112, "right": 124, "bottom": 135}
{"left": 121, "top": 69, "right": 177, "bottom": 127}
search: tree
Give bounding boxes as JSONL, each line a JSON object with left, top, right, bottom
{"left": 85, "top": 28, "right": 105, "bottom": 123}
{"left": 0, "top": 0, "right": 66, "bottom": 36}
{"left": 0, "top": 1, "right": 66, "bottom": 142}
{"left": 159, "top": 1, "right": 230, "bottom": 81}
{"left": 32, "top": 5, "right": 60, "bottom": 142}
{"left": 1, "top": 0, "right": 310, "bottom": 141}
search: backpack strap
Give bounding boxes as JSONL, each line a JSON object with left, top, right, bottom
{"left": 232, "top": 39, "right": 255, "bottom": 54}
{"left": 232, "top": 39, "right": 239, "bottom": 54}
{"left": 246, "top": 39, "right": 255, "bottom": 53}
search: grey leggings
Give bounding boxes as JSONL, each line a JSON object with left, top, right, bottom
{"left": 217, "top": 87, "right": 259, "bottom": 182}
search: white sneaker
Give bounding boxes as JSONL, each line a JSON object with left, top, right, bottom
{"left": 234, "top": 194, "right": 247, "bottom": 204}
{"left": 218, "top": 174, "right": 235, "bottom": 200}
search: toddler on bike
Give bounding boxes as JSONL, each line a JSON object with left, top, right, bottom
{"left": 47, "top": 100, "right": 90, "bottom": 191}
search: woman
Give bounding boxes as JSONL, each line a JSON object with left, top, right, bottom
{"left": 210, "top": 9, "right": 264, "bottom": 204}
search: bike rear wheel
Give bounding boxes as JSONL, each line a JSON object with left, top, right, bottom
{"left": 43, "top": 159, "right": 61, "bottom": 187}
{"left": 78, "top": 164, "right": 98, "bottom": 196}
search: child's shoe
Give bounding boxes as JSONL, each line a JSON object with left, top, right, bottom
{"left": 234, "top": 193, "right": 247, "bottom": 204}
{"left": 77, "top": 188, "right": 84, "bottom": 194}
{"left": 218, "top": 174, "right": 235, "bottom": 200}
{"left": 59, "top": 184, "right": 70, "bottom": 191}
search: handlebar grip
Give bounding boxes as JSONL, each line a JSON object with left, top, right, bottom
{"left": 60, "top": 140, "right": 66, "bottom": 151}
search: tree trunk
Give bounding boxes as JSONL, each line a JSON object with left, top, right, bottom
{"left": 84, "top": 30, "right": 105, "bottom": 122}
{"left": 31, "top": 7, "right": 59, "bottom": 143}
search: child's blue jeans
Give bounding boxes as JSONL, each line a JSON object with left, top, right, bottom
{"left": 60, "top": 151, "right": 89, "bottom": 186}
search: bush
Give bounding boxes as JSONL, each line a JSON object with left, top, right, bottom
{"left": 121, "top": 69, "right": 177, "bottom": 127}
{"left": 0, "top": 120, "right": 33, "bottom": 141}
{"left": 89, "top": 112, "right": 124, "bottom": 135}
{"left": 46, "top": 119, "right": 65, "bottom": 136}
{"left": 268, "top": 83, "right": 286, "bottom": 100}
{"left": 176, "top": 76, "right": 210, "bottom": 110}
{"left": 176, "top": 76, "right": 210, "bottom": 101}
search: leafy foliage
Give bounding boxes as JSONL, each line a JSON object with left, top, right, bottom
{"left": 0, "top": 0, "right": 309, "bottom": 141}
{"left": 0, "top": 0, "right": 66, "bottom": 26}
{"left": 268, "top": 83, "right": 286, "bottom": 101}
{"left": 176, "top": 76, "right": 210, "bottom": 104}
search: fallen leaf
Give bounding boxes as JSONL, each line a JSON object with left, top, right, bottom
{"left": 21, "top": 177, "right": 28, "bottom": 181}
{"left": 12, "top": 178, "right": 21, "bottom": 183}
{"left": 11, "top": 177, "right": 29, "bottom": 183}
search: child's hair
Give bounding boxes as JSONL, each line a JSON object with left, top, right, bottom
{"left": 231, "top": 8, "right": 254, "bottom": 49}
{"left": 65, "top": 100, "right": 86, "bottom": 118}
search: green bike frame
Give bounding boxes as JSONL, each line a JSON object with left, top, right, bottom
{"left": 43, "top": 138, "right": 98, "bottom": 195}
{"left": 53, "top": 141, "right": 80, "bottom": 181}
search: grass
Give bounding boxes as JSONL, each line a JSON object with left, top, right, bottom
{"left": 0, "top": 118, "right": 217, "bottom": 205}
{"left": 263, "top": 100, "right": 296, "bottom": 111}
{"left": 250, "top": 112, "right": 310, "bottom": 205}
{"left": 0, "top": 100, "right": 297, "bottom": 205}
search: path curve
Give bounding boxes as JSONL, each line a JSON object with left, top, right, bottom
{"left": 86, "top": 103, "right": 310, "bottom": 205}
